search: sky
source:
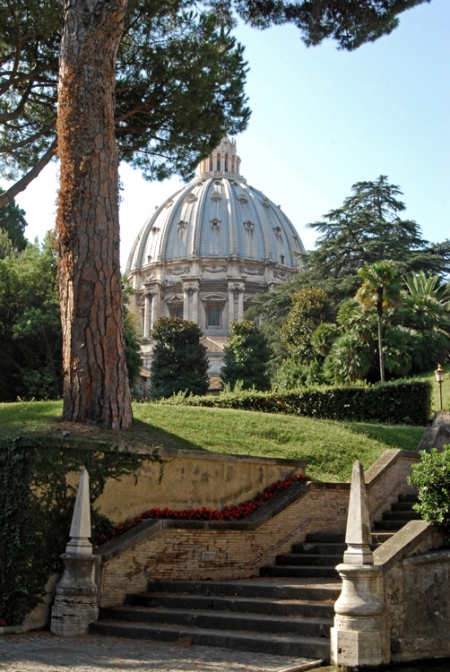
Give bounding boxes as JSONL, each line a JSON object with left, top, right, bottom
{"left": 14, "top": 0, "right": 450, "bottom": 267}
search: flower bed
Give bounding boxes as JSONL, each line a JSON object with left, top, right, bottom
{"left": 98, "top": 473, "right": 309, "bottom": 544}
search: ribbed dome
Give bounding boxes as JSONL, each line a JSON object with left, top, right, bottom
{"left": 126, "top": 138, "right": 305, "bottom": 273}
{"left": 126, "top": 138, "right": 306, "bottom": 375}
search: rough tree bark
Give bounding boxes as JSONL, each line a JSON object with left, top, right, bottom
{"left": 56, "top": 0, "right": 132, "bottom": 428}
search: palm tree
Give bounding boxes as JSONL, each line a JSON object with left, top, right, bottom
{"left": 356, "top": 261, "right": 401, "bottom": 382}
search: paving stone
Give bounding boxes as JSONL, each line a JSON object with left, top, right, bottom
{"left": 0, "top": 632, "right": 319, "bottom": 672}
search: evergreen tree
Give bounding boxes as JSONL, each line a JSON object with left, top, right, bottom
{"left": 220, "top": 320, "right": 271, "bottom": 391}
{"left": 303, "top": 176, "right": 450, "bottom": 303}
{"left": 0, "top": 193, "right": 27, "bottom": 252}
{"left": 149, "top": 317, "right": 209, "bottom": 399}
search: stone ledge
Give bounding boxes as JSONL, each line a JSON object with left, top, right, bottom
{"left": 373, "top": 520, "right": 444, "bottom": 570}
{"left": 365, "top": 449, "right": 420, "bottom": 489}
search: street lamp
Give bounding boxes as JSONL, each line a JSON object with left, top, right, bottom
{"left": 435, "top": 363, "right": 445, "bottom": 411}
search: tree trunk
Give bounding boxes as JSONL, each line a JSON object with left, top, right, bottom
{"left": 56, "top": 0, "right": 132, "bottom": 428}
{"left": 377, "top": 313, "right": 385, "bottom": 383}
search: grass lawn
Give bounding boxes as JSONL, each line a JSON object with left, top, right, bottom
{"left": 0, "top": 399, "right": 425, "bottom": 482}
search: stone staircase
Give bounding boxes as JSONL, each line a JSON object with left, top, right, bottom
{"left": 90, "top": 492, "right": 419, "bottom": 659}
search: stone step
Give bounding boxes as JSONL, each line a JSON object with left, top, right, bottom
{"left": 373, "top": 520, "right": 406, "bottom": 531}
{"left": 391, "top": 501, "right": 416, "bottom": 512}
{"left": 304, "top": 532, "right": 345, "bottom": 544}
{"left": 101, "top": 605, "right": 332, "bottom": 638}
{"left": 398, "top": 493, "right": 418, "bottom": 503}
{"left": 128, "top": 591, "right": 336, "bottom": 618}
{"left": 260, "top": 566, "right": 339, "bottom": 580}
{"left": 292, "top": 542, "right": 347, "bottom": 555}
{"left": 275, "top": 553, "right": 342, "bottom": 567}
{"left": 146, "top": 579, "right": 341, "bottom": 602}
{"left": 382, "top": 510, "right": 421, "bottom": 521}
{"left": 89, "top": 619, "right": 331, "bottom": 658}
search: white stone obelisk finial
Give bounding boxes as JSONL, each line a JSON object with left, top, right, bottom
{"left": 343, "top": 459, "right": 373, "bottom": 565}
{"left": 66, "top": 468, "right": 92, "bottom": 556}
{"left": 330, "top": 459, "right": 390, "bottom": 668}
{"left": 51, "top": 468, "right": 99, "bottom": 636}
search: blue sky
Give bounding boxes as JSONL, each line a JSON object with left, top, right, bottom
{"left": 16, "top": 0, "right": 449, "bottom": 264}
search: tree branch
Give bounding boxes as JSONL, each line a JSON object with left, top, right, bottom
{"left": 0, "top": 139, "right": 57, "bottom": 208}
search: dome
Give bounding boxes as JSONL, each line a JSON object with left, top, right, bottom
{"left": 126, "top": 138, "right": 305, "bottom": 374}
{"left": 126, "top": 137, "right": 304, "bottom": 272}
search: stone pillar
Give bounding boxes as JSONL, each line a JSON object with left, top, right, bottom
{"left": 330, "top": 460, "right": 390, "bottom": 668}
{"left": 51, "top": 469, "right": 98, "bottom": 636}
{"left": 150, "top": 284, "right": 161, "bottom": 328}
{"left": 237, "top": 284, "right": 244, "bottom": 322}
{"left": 182, "top": 280, "right": 199, "bottom": 324}
{"left": 143, "top": 291, "right": 151, "bottom": 338}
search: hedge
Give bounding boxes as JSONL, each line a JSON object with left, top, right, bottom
{"left": 160, "top": 379, "right": 432, "bottom": 426}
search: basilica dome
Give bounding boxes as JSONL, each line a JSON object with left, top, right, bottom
{"left": 126, "top": 137, "right": 305, "bottom": 374}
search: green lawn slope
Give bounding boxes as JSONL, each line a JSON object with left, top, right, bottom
{"left": 0, "top": 399, "right": 424, "bottom": 482}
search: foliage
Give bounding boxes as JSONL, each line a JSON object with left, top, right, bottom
{"left": 0, "top": 235, "right": 62, "bottom": 401}
{"left": 408, "top": 446, "right": 450, "bottom": 538}
{"left": 220, "top": 320, "right": 272, "bottom": 390}
{"left": 280, "top": 288, "right": 329, "bottom": 362}
{"left": 0, "top": 1, "right": 250, "bottom": 201}
{"left": 273, "top": 358, "right": 326, "bottom": 390}
{"left": 160, "top": 378, "right": 432, "bottom": 426}
{"left": 0, "top": 0, "right": 430, "bottom": 202}
{"left": 150, "top": 317, "right": 209, "bottom": 399}
{"left": 0, "top": 193, "right": 27, "bottom": 251}
{"left": 302, "top": 176, "right": 450, "bottom": 305}
{"left": 98, "top": 473, "right": 309, "bottom": 543}
{"left": 356, "top": 261, "right": 402, "bottom": 381}
{"left": 0, "top": 436, "right": 144, "bottom": 626}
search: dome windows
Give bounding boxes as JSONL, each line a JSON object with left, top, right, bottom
{"left": 186, "top": 193, "right": 197, "bottom": 204}
{"left": 177, "top": 220, "right": 188, "bottom": 229}
{"left": 262, "top": 197, "right": 269, "bottom": 208}
{"left": 238, "top": 193, "right": 248, "bottom": 204}
{"left": 243, "top": 220, "right": 254, "bottom": 232}
{"left": 165, "top": 199, "right": 173, "bottom": 209}
{"left": 211, "top": 191, "right": 222, "bottom": 202}
{"left": 210, "top": 218, "right": 221, "bottom": 228}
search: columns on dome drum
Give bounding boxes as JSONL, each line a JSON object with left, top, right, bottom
{"left": 182, "top": 279, "right": 200, "bottom": 322}
{"left": 143, "top": 282, "right": 162, "bottom": 334}
{"left": 227, "top": 280, "right": 245, "bottom": 328}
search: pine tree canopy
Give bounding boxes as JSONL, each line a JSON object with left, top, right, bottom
{"left": 0, "top": 0, "right": 430, "bottom": 205}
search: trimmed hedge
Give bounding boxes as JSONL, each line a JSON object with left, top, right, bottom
{"left": 160, "top": 379, "right": 432, "bottom": 426}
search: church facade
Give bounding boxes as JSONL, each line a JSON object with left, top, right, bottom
{"left": 126, "top": 138, "right": 305, "bottom": 374}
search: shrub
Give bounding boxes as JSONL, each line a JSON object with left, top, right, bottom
{"left": 409, "top": 446, "right": 450, "bottom": 537}
{"left": 160, "top": 378, "right": 431, "bottom": 426}
{"left": 221, "top": 320, "right": 272, "bottom": 391}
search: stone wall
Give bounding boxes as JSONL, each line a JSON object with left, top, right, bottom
{"left": 87, "top": 449, "right": 307, "bottom": 523}
{"left": 374, "top": 521, "right": 447, "bottom": 663}
{"left": 98, "top": 449, "right": 420, "bottom": 608}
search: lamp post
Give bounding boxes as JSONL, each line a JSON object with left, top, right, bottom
{"left": 435, "top": 364, "right": 445, "bottom": 411}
